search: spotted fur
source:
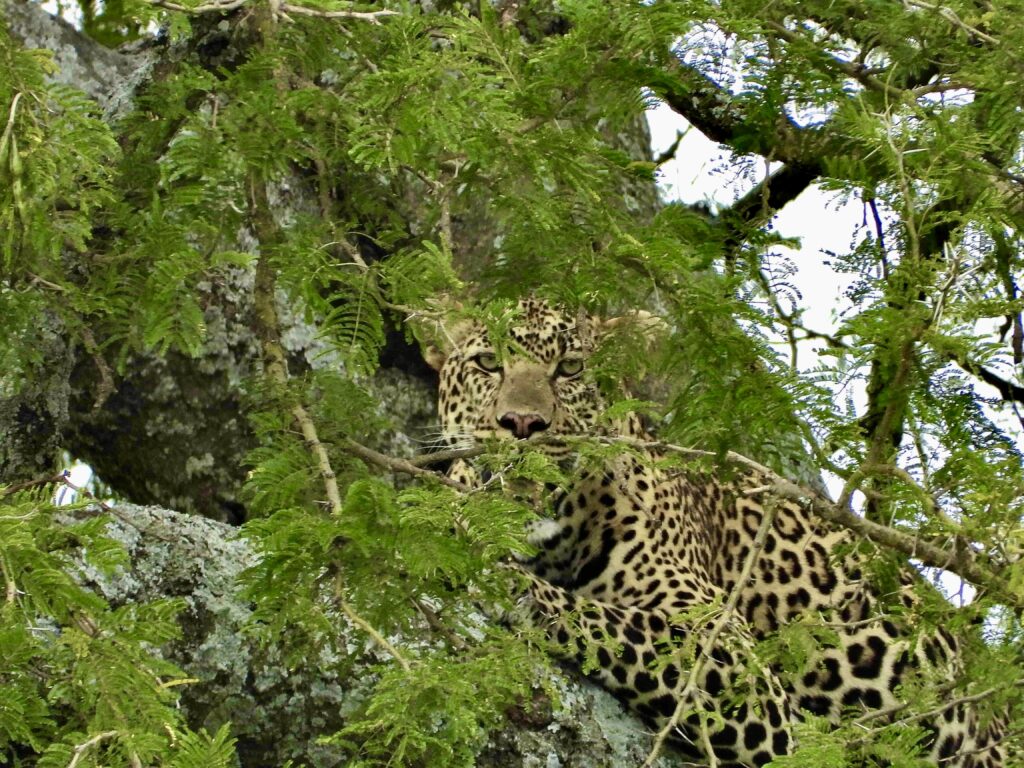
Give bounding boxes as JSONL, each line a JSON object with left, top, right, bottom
{"left": 424, "top": 299, "right": 1003, "bottom": 767}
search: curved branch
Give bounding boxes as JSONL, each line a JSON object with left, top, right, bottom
{"left": 648, "top": 57, "right": 826, "bottom": 242}
{"left": 719, "top": 161, "right": 823, "bottom": 240}
{"left": 651, "top": 57, "right": 827, "bottom": 166}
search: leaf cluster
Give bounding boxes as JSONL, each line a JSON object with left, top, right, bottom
{"left": 0, "top": 488, "right": 235, "bottom": 767}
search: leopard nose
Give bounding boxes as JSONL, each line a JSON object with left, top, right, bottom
{"left": 498, "top": 412, "right": 550, "bottom": 439}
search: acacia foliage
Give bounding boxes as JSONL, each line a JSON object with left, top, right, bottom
{"left": 2, "top": 0, "right": 1024, "bottom": 765}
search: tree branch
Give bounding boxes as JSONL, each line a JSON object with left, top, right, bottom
{"left": 278, "top": 3, "right": 398, "bottom": 22}
{"left": 764, "top": 20, "right": 907, "bottom": 100}
{"left": 651, "top": 56, "right": 827, "bottom": 166}
{"left": 649, "top": 57, "right": 827, "bottom": 245}
{"left": 67, "top": 731, "right": 120, "bottom": 768}
{"left": 853, "top": 678, "right": 1022, "bottom": 729}
{"left": 713, "top": 161, "right": 823, "bottom": 259}
{"left": 145, "top": 0, "right": 399, "bottom": 22}
{"left": 901, "top": 0, "right": 1000, "bottom": 46}
{"left": 654, "top": 129, "right": 686, "bottom": 166}
{"left": 248, "top": 176, "right": 344, "bottom": 515}
{"left": 345, "top": 439, "right": 471, "bottom": 493}
{"left": 953, "top": 356, "right": 1024, "bottom": 404}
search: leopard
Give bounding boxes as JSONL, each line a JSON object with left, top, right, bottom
{"left": 422, "top": 298, "right": 1004, "bottom": 768}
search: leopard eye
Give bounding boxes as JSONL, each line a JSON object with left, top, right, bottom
{"left": 556, "top": 357, "right": 584, "bottom": 378}
{"left": 473, "top": 352, "right": 501, "bottom": 372}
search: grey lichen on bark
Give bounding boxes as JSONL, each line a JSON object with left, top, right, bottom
{"left": 72, "top": 502, "right": 680, "bottom": 768}
{"left": 4, "top": 0, "right": 147, "bottom": 111}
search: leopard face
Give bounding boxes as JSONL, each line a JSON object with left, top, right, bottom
{"left": 430, "top": 299, "right": 608, "bottom": 451}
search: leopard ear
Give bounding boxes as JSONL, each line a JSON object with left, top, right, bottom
{"left": 423, "top": 342, "right": 448, "bottom": 372}
{"left": 595, "top": 310, "right": 669, "bottom": 341}
{"left": 406, "top": 296, "right": 473, "bottom": 371}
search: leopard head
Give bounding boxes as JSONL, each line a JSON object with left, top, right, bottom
{"left": 422, "top": 298, "right": 659, "bottom": 451}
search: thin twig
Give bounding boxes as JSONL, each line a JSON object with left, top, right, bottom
{"left": 147, "top": 0, "right": 247, "bottom": 13}
{"left": 3, "top": 471, "right": 186, "bottom": 545}
{"left": 2, "top": 552, "right": 17, "bottom": 604}
{"left": 755, "top": 267, "right": 850, "bottom": 352}
{"left": 910, "top": 80, "right": 973, "bottom": 96}
{"left": 411, "top": 445, "right": 486, "bottom": 467}
{"left": 867, "top": 197, "right": 889, "bottom": 278}
{"left": 79, "top": 326, "right": 115, "bottom": 412}
{"left": 248, "top": 175, "right": 343, "bottom": 515}
{"left": 411, "top": 597, "right": 468, "bottom": 650}
{"left": 339, "top": 599, "right": 412, "bottom": 671}
{"left": 0, "top": 92, "right": 23, "bottom": 158}
{"left": 937, "top": 725, "right": 1024, "bottom": 764}
{"left": 293, "top": 403, "right": 344, "bottom": 514}
{"left": 853, "top": 679, "right": 1022, "bottom": 729}
{"left": 147, "top": 0, "right": 398, "bottom": 21}
{"left": 56, "top": 471, "right": 113, "bottom": 512}
{"left": 3, "top": 470, "right": 113, "bottom": 512}
{"left": 699, "top": 716, "right": 719, "bottom": 768}
{"left": 345, "top": 439, "right": 471, "bottom": 493}
{"left": 279, "top": 3, "right": 398, "bottom": 22}
{"left": 902, "top": 0, "right": 999, "bottom": 45}
{"left": 2, "top": 472, "right": 68, "bottom": 496}
{"left": 67, "top": 731, "right": 119, "bottom": 768}
{"left": 26, "top": 271, "right": 67, "bottom": 293}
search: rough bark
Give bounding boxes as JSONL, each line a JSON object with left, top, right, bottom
{"left": 0, "top": 312, "right": 72, "bottom": 482}
{"left": 5, "top": 0, "right": 143, "bottom": 110}
{"left": 78, "top": 502, "right": 679, "bottom": 768}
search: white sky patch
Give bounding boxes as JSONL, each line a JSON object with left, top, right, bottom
{"left": 41, "top": 0, "right": 83, "bottom": 27}
{"left": 54, "top": 461, "right": 94, "bottom": 506}
{"left": 648, "top": 98, "right": 868, "bottom": 430}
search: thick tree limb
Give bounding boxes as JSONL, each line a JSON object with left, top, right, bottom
{"left": 721, "top": 161, "right": 823, "bottom": 238}
{"left": 648, "top": 56, "right": 828, "bottom": 247}
{"left": 652, "top": 16, "right": 1024, "bottom": 238}
{"left": 651, "top": 56, "right": 828, "bottom": 167}
{"left": 4, "top": 0, "right": 144, "bottom": 109}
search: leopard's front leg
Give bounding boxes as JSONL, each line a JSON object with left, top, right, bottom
{"left": 513, "top": 568, "right": 795, "bottom": 768}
